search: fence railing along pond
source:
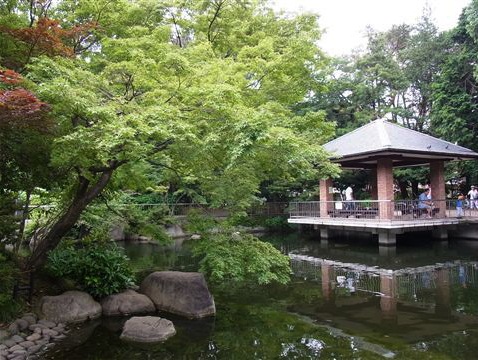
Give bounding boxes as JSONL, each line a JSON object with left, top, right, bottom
{"left": 289, "top": 199, "right": 474, "bottom": 221}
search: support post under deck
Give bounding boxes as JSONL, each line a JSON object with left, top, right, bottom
{"left": 432, "top": 227, "right": 448, "bottom": 240}
{"left": 378, "top": 230, "right": 396, "bottom": 246}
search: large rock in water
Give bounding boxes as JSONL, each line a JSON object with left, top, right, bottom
{"left": 120, "top": 316, "right": 176, "bottom": 343}
{"left": 101, "top": 289, "right": 155, "bottom": 316}
{"left": 38, "top": 291, "right": 102, "bottom": 323}
{"left": 140, "top": 271, "right": 216, "bottom": 319}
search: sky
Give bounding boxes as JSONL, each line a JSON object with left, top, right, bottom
{"left": 272, "top": 0, "right": 471, "bottom": 56}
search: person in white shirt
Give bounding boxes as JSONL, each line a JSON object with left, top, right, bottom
{"left": 345, "top": 185, "right": 354, "bottom": 210}
{"left": 468, "top": 186, "right": 478, "bottom": 210}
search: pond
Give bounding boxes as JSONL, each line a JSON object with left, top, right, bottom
{"left": 43, "top": 233, "right": 478, "bottom": 359}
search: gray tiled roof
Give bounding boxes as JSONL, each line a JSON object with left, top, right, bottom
{"left": 324, "top": 119, "right": 478, "bottom": 160}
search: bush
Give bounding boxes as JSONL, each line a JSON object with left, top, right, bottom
{"left": 185, "top": 209, "right": 218, "bottom": 234}
{"left": 0, "top": 253, "right": 21, "bottom": 322}
{"left": 192, "top": 233, "right": 291, "bottom": 286}
{"left": 263, "top": 216, "right": 290, "bottom": 231}
{"left": 47, "top": 242, "right": 135, "bottom": 298}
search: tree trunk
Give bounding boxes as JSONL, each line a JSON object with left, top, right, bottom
{"left": 411, "top": 180, "right": 419, "bottom": 199}
{"left": 26, "top": 169, "right": 114, "bottom": 271}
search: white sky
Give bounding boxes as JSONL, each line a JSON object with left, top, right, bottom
{"left": 272, "top": 0, "right": 471, "bottom": 55}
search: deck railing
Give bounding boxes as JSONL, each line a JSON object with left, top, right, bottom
{"left": 289, "top": 199, "right": 474, "bottom": 221}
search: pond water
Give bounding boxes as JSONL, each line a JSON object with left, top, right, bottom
{"left": 44, "top": 233, "right": 478, "bottom": 359}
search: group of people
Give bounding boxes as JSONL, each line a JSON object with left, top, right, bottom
{"left": 341, "top": 184, "right": 477, "bottom": 218}
{"left": 455, "top": 185, "right": 478, "bottom": 218}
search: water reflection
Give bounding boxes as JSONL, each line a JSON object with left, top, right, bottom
{"left": 288, "top": 237, "right": 478, "bottom": 343}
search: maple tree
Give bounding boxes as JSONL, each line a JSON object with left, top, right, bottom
{"left": 0, "top": 17, "right": 97, "bottom": 71}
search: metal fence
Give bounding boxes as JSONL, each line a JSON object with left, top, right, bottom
{"left": 289, "top": 199, "right": 477, "bottom": 221}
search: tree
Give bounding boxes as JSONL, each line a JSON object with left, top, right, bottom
{"left": 7, "top": 0, "right": 339, "bottom": 270}
{"left": 431, "top": 2, "right": 478, "bottom": 184}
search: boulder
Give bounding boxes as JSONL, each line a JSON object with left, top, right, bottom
{"left": 101, "top": 290, "right": 155, "bottom": 316}
{"left": 165, "top": 224, "right": 186, "bottom": 238}
{"left": 120, "top": 316, "right": 176, "bottom": 343}
{"left": 37, "top": 291, "right": 101, "bottom": 323}
{"left": 140, "top": 271, "right": 215, "bottom": 319}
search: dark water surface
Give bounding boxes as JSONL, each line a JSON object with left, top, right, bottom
{"left": 44, "top": 234, "right": 478, "bottom": 359}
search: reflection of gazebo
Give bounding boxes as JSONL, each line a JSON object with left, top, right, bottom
{"left": 289, "top": 119, "right": 478, "bottom": 245}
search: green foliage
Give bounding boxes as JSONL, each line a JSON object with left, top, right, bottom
{"left": 184, "top": 209, "right": 218, "bottom": 234}
{"left": 0, "top": 193, "right": 19, "bottom": 245}
{"left": 192, "top": 233, "right": 291, "bottom": 286}
{"left": 0, "top": 253, "right": 21, "bottom": 322}
{"left": 262, "top": 216, "right": 290, "bottom": 231}
{"left": 47, "top": 242, "right": 135, "bottom": 298}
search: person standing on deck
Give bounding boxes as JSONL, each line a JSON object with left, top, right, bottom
{"left": 345, "top": 185, "right": 354, "bottom": 210}
{"left": 456, "top": 194, "right": 465, "bottom": 219}
{"left": 467, "top": 186, "right": 478, "bottom": 210}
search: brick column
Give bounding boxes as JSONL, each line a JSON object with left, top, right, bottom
{"left": 377, "top": 158, "right": 394, "bottom": 219}
{"left": 319, "top": 178, "right": 334, "bottom": 217}
{"left": 430, "top": 160, "right": 446, "bottom": 217}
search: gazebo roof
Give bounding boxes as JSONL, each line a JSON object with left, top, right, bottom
{"left": 323, "top": 119, "right": 478, "bottom": 168}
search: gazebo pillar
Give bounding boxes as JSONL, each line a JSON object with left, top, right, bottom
{"left": 319, "top": 178, "right": 334, "bottom": 217}
{"left": 377, "top": 158, "right": 394, "bottom": 219}
{"left": 430, "top": 160, "right": 446, "bottom": 218}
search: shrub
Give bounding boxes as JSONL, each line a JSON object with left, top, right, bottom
{"left": 185, "top": 209, "right": 218, "bottom": 234}
{"left": 0, "top": 253, "right": 21, "bottom": 322}
{"left": 47, "top": 242, "right": 135, "bottom": 298}
{"left": 192, "top": 233, "right": 291, "bottom": 286}
{"left": 263, "top": 216, "right": 290, "bottom": 231}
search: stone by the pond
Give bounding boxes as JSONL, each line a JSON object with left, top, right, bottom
{"left": 2, "top": 340, "right": 15, "bottom": 348}
{"left": 140, "top": 271, "right": 216, "bottom": 319}
{"left": 7, "top": 323, "right": 18, "bottom": 336}
{"left": 120, "top": 316, "right": 176, "bottom": 343}
{"left": 26, "top": 333, "right": 41, "bottom": 342}
{"left": 38, "top": 320, "right": 56, "bottom": 328}
{"left": 37, "top": 291, "right": 101, "bottom": 323}
{"left": 21, "top": 315, "right": 36, "bottom": 326}
{"left": 101, "top": 289, "right": 155, "bottom": 316}
{"left": 10, "top": 336, "right": 24, "bottom": 344}
{"left": 14, "top": 319, "right": 28, "bottom": 332}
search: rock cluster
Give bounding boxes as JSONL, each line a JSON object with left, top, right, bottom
{"left": 1, "top": 270, "right": 216, "bottom": 355}
{"left": 0, "top": 313, "right": 67, "bottom": 360}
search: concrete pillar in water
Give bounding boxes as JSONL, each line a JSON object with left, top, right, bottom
{"left": 378, "top": 230, "right": 396, "bottom": 246}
